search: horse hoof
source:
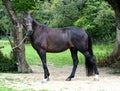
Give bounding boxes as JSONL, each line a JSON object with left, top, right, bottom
{"left": 94, "top": 75, "right": 99, "bottom": 81}
{"left": 41, "top": 78, "right": 49, "bottom": 83}
{"left": 65, "top": 78, "right": 71, "bottom": 81}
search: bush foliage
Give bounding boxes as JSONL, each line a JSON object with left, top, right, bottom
{"left": 74, "top": 1, "right": 116, "bottom": 42}
{"left": 0, "top": 51, "right": 17, "bottom": 72}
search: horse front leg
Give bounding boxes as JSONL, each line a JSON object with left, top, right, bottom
{"left": 66, "top": 48, "right": 78, "bottom": 81}
{"left": 37, "top": 49, "right": 50, "bottom": 83}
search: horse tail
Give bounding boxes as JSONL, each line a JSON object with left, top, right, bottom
{"left": 87, "top": 32, "right": 93, "bottom": 56}
{"left": 85, "top": 31, "right": 94, "bottom": 76}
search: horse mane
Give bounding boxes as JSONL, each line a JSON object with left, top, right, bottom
{"left": 33, "top": 19, "right": 47, "bottom": 27}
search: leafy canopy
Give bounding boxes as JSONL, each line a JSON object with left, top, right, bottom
{"left": 11, "top": 0, "right": 36, "bottom": 12}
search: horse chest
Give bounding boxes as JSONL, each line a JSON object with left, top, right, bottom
{"left": 31, "top": 36, "right": 48, "bottom": 50}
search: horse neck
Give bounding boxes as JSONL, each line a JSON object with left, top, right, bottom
{"left": 30, "top": 20, "right": 46, "bottom": 41}
{"left": 30, "top": 20, "right": 39, "bottom": 40}
{"left": 32, "top": 19, "right": 39, "bottom": 30}
{"left": 32, "top": 19, "right": 46, "bottom": 30}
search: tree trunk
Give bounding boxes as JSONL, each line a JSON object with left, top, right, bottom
{"left": 111, "top": 13, "right": 120, "bottom": 58}
{"left": 103, "top": 0, "right": 120, "bottom": 63}
{"left": 2, "top": 0, "right": 32, "bottom": 72}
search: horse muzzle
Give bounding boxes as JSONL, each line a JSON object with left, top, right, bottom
{"left": 26, "top": 24, "right": 33, "bottom": 35}
{"left": 28, "top": 29, "right": 33, "bottom": 35}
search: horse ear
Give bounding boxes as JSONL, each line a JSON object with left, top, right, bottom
{"left": 21, "top": 11, "right": 29, "bottom": 18}
{"left": 22, "top": 11, "right": 28, "bottom": 16}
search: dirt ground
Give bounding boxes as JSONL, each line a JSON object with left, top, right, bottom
{"left": 0, "top": 65, "right": 120, "bottom": 91}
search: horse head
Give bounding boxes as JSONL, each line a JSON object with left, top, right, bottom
{"left": 22, "top": 11, "right": 33, "bottom": 35}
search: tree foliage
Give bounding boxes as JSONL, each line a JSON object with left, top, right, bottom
{"left": 0, "top": 0, "right": 116, "bottom": 42}
{"left": 74, "top": 0, "right": 115, "bottom": 42}
{"left": 0, "top": 1, "right": 11, "bottom": 34}
{"left": 32, "top": 0, "right": 86, "bottom": 27}
{"left": 11, "top": 0, "right": 36, "bottom": 12}
{"left": 0, "top": 0, "right": 36, "bottom": 33}
{"left": 49, "top": 0, "right": 81, "bottom": 27}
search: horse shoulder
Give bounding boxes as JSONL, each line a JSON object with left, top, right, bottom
{"left": 31, "top": 30, "right": 48, "bottom": 50}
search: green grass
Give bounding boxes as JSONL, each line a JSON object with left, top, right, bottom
{"left": 93, "top": 44, "right": 113, "bottom": 61}
{"left": 0, "top": 87, "right": 48, "bottom": 91}
{"left": 0, "top": 41, "right": 113, "bottom": 67}
{"left": 0, "top": 87, "right": 34, "bottom": 91}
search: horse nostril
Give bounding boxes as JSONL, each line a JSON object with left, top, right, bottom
{"left": 28, "top": 30, "right": 33, "bottom": 35}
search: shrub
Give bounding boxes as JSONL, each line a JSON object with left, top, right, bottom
{"left": 0, "top": 51, "right": 17, "bottom": 72}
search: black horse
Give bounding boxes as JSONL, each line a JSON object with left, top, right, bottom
{"left": 22, "top": 12, "right": 99, "bottom": 82}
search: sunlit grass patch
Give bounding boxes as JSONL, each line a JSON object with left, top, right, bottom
{"left": 0, "top": 40, "right": 113, "bottom": 67}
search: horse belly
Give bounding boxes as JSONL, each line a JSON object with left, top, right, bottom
{"left": 47, "top": 42, "right": 69, "bottom": 53}
{"left": 47, "top": 31, "right": 72, "bottom": 52}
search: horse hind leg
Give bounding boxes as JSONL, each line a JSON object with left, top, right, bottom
{"left": 84, "top": 51, "right": 99, "bottom": 80}
{"left": 66, "top": 48, "right": 79, "bottom": 81}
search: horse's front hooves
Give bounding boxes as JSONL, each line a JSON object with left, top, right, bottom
{"left": 94, "top": 75, "right": 99, "bottom": 81}
{"left": 65, "top": 78, "right": 71, "bottom": 81}
{"left": 41, "top": 77, "right": 49, "bottom": 83}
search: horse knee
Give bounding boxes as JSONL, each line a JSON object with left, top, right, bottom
{"left": 83, "top": 51, "right": 91, "bottom": 58}
{"left": 88, "top": 58, "right": 95, "bottom": 66}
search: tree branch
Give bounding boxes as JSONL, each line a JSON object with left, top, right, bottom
{"left": 0, "top": 46, "right": 4, "bottom": 49}
{"left": 2, "top": 0, "right": 19, "bottom": 26}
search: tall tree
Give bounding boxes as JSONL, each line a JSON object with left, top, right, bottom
{"left": 105, "top": 0, "right": 120, "bottom": 60}
{"left": 2, "top": 0, "right": 32, "bottom": 72}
